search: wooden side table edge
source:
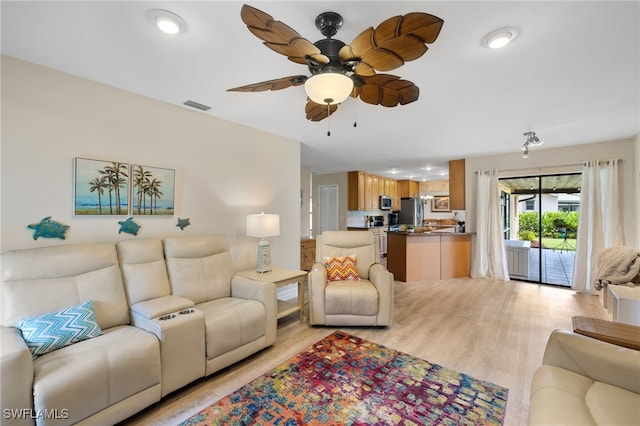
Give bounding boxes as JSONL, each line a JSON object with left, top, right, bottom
{"left": 572, "top": 316, "right": 640, "bottom": 351}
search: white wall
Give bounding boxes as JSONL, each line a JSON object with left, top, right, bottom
{"left": 465, "top": 138, "right": 637, "bottom": 246}
{"left": 300, "top": 167, "right": 311, "bottom": 237}
{"left": 1, "top": 56, "right": 300, "bottom": 271}
{"left": 635, "top": 134, "right": 640, "bottom": 247}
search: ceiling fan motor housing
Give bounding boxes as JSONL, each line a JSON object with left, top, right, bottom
{"left": 315, "top": 11, "right": 343, "bottom": 38}
{"left": 311, "top": 38, "right": 349, "bottom": 75}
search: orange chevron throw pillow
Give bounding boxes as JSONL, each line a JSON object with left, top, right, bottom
{"left": 324, "top": 255, "right": 361, "bottom": 281}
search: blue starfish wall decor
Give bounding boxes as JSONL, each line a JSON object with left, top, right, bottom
{"left": 27, "top": 216, "right": 70, "bottom": 240}
{"left": 176, "top": 218, "right": 190, "bottom": 230}
{"left": 118, "top": 217, "right": 141, "bottom": 236}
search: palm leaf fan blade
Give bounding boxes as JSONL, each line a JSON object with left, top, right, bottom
{"left": 240, "top": 4, "right": 274, "bottom": 29}
{"left": 227, "top": 75, "right": 307, "bottom": 92}
{"left": 340, "top": 12, "right": 444, "bottom": 73}
{"left": 372, "top": 15, "right": 402, "bottom": 45}
{"left": 264, "top": 38, "right": 329, "bottom": 65}
{"left": 241, "top": 4, "right": 329, "bottom": 65}
{"left": 305, "top": 101, "right": 337, "bottom": 122}
{"left": 360, "top": 50, "right": 404, "bottom": 72}
{"left": 358, "top": 75, "right": 419, "bottom": 106}
{"left": 377, "top": 36, "right": 428, "bottom": 63}
{"left": 339, "top": 27, "right": 374, "bottom": 61}
{"left": 398, "top": 13, "right": 444, "bottom": 44}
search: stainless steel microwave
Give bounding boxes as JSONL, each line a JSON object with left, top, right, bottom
{"left": 380, "top": 196, "right": 392, "bottom": 210}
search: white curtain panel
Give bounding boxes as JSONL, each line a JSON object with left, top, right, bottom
{"left": 572, "top": 159, "right": 623, "bottom": 293}
{"left": 471, "top": 169, "right": 509, "bottom": 281}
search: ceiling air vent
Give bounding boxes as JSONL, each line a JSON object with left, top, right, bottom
{"left": 183, "top": 100, "right": 211, "bottom": 111}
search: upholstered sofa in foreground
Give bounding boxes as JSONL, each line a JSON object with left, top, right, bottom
{"left": 529, "top": 329, "right": 640, "bottom": 425}
{"left": 0, "top": 235, "right": 276, "bottom": 426}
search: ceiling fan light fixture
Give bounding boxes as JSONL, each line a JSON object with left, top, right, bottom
{"left": 304, "top": 73, "right": 353, "bottom": 105}
{"left": 483, "top": 27, "right": 519, "bottom": 49}
{"left": 150, "top": 10, "right": 185, "bottom": 35}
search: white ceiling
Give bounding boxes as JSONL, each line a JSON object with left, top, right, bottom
{"left": 2, "top": 1, "right": 639, "bottom": 181}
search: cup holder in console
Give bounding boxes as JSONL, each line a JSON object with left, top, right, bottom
{"left": 158, "top": 314, "right": 176, "bottom": 321}
{"left": 178, "top": 309, "right": 195, "bottom": 315}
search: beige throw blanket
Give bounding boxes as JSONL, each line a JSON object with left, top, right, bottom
{"left": 594, "top": 246, "right": 640, "bottom": 290}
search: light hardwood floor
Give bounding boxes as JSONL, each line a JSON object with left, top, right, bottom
{"left": 122, "top": 278, "right": 606, "bottom": 426}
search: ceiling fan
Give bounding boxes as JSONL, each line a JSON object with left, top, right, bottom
{"left": 227, "top": 4, "right": 444, "bottom": 122}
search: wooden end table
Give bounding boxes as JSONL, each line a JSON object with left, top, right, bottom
{"left": 572, "top": 316, "right": 640, "bottom": 351}
{"left": 237, "top": 267, "right": 307, "bottom": 320}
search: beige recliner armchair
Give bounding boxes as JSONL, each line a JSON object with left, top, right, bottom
{"left": 308, "top": 231, "right": 394, "bottom": 326}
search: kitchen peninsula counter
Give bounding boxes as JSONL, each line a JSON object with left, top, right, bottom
{"left": 387, "top": 231, "right": 472, "bottom": 281}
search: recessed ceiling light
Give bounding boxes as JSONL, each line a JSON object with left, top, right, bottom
{"left": 483, "top": 27, "right": 519, "bottom": 49}
{"left": 149, "top": 9, "right": 186, "bottom": 35}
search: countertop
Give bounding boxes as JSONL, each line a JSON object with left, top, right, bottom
{"left": 388, "top": 231, "right": 474, "bottom": 236}
{"left": 347, "top": 225, "right": 388, "bottom": 230}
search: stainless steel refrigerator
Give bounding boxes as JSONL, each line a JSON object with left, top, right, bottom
{"left": 398, "top": 197, "right": 424, "bottom": 227}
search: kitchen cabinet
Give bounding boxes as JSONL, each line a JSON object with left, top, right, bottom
{"left": 389, "top": 179, "right": 399, "bottom": 210}
{"left": 387, "top": 232, "right": 472, "bottom": 281}
{"left": 349, "top": 171, "right": 398, "bottom": 211}
{"left": 397, "top": 180, "right": 420, "bottom": 198}
{"left": 370, "top": 175, "right": 379, "bottom": 209}
{"left": 300, "top": 238, "right": 316, "bottom": 271}
{"left": 440, "top": 234, "right": 471, "bottom": 279}
{"left": 387, "top": 233, "right": 440, "bottom": 281}
{"left": 449, "top": 159, "right": 465, "bottom": 210}
{"left": 382, "top": 177, "right": 400, "bottom": 210}
{"left": 364, "top": 174, "right": 373, "bottom": 209}
{"left": 348, "top": 171, "right": 366, "bottom": 210}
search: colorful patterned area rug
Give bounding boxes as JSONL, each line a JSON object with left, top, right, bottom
{"left": 179, "top": 331, "right": 508, "bottom": 425}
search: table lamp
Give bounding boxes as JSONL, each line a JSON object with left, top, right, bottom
{"left": 246, "top": 212, "right": 280, "bottom": 273}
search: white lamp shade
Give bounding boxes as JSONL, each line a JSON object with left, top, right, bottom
{"left": 304, "top": 73, "right": 353, "bottom": 105}
{"left": 246, "top": 213, "right": 280, "bottom": 238}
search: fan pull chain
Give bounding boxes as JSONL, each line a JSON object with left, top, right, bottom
{"left": 326, "top": 104, "right": 331, "bottom": 136}
{"left": 353, "top": 102, "right": 358, "bottom": 128}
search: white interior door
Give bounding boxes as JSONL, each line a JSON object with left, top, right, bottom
{"left": 318, "top": 184, "right": 338, "bottom": 234}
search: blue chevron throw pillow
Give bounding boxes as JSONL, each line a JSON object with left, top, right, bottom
{"left": 18, "top": 300, "right": 103, "bottom": 358}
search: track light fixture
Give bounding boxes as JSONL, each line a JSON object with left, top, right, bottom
{"left": 521, "top": 131, "right": 543, "bottom": 158}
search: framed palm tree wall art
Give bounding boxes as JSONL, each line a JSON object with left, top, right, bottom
{"left": 132, "top": 165, "right": 175, "bottom": 215}
{"left": 74, "top": 158, "right": 130, "bottom": 215}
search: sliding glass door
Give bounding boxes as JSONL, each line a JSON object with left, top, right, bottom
{"left": 499, "top": 173, "right": 581, "bottom": 286}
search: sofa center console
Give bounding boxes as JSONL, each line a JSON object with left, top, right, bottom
{"left": 130, "top": 297, "right": 206, "bottom": 396}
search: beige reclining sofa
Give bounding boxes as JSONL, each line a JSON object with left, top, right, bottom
{"left": 529, "top": 329, "right": 640, "bottom": 425}
{"left": 0, "top": 235, "right": 276, "bottom": 426}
